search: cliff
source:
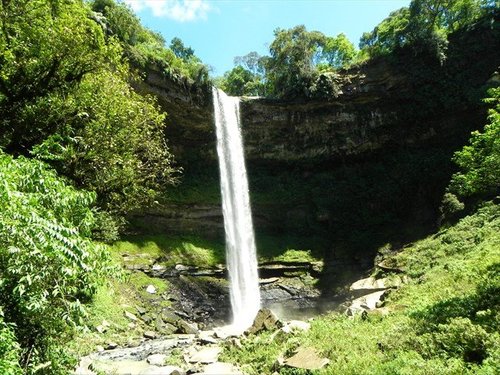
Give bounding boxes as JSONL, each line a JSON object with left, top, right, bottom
{"left": 130, "top": 19, "right": 499, "bottom": 272}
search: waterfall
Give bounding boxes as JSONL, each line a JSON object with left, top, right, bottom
{"left": 212, "top": 87, "right": 261, "bottom": 331}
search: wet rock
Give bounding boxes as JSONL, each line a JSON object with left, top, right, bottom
{"left": 376, "top": 260, "right": 404, "bottom": 273}
{"left": 162, "top": 310, "right": 181, "bottom": 325}
{"left": 152, "top": 264, "right": 166, "bottom": 271}
{"left": 124, "top": 311, "right": 138, "bottom": 322}
{"left": 259, "top": 277, "right": 280, "bottom": 285}
{"left": 187, "top": 346, "right": 221, "bottom": 364}
{"left": 136, "top": 306, "right": 148, "bottom": 315}
{"left": 105, "top": 342, "right": 118, "bottom": 350}
{"left": 175, "top": 264, "right": 190, "bottom": 272}
{"left": 146, "top": 354, "right": 167, "bottom": 366}
{"left": 228, "top": 338, "right": 242, "bottom": 349}
{"left": 246, "top": 308, "right": 282, "bottom": 335}
{"left": 198, "top": 331, "right": 218, "bottom": 345}
{"left": 93, "top": 337, "right": 194, "bottom": 362}
{"left": 283, "top": 346, "right": 329, "bottom": 370}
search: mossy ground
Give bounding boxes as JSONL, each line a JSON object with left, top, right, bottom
{"left": 221, "top": 202, "right": 500, "bottom": 374}
{"left": 111, "top": 233, "right": 324, "bottom": 267}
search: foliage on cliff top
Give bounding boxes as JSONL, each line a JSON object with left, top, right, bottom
{"left": 89, "top": 0, "right": 210, "bottom": 86}
{"left": 222, "top": 202, "right": 500, "bottom": 374}
{"left": 0, "top": 151, "right": 114, "bottom": 374}
{"left": 219, "top": 0, "right": 497, "bottom": 99}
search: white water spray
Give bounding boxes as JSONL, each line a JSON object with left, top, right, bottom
{"left": 212, "top": 87, "right": 261, "bottom": 331}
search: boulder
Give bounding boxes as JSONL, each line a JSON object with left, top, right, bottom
{"left": 187, "top": 346, "right": 221, "bottom": 364}
{"left": 246, "top": 308, "right": 282, "bottom": 335}
{"left": 283, "top": 346, "right": 329, "bottom": 370}
{"left": 176, "top": 320, "right": 199, "bottom": 335}
{"left": 348, "top": 290, "right": 387, "bottom": 315}
{"left": 349, "top": 277, "right": 387, "bottom": 291}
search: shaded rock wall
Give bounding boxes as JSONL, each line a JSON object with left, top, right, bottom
{"left": 130, "top": 19, "right": 500, "bottom": 246}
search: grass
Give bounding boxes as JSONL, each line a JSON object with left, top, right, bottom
{"left": 69, "top": 270, "right": 171, "bottom": 357}
{"left": 220, "top": 202, "right": 500, "bottom": 374}
{"left": 111, "top": 232, "right": 325, "bottom": 269}
{"left": 111, "top": 234, "right": 226, "bottom": 268}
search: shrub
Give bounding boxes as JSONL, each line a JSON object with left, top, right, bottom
{"left": 0, "top": 313, "right": 21, "bottom": 375}
{"left": 0, "top": 152, "right": 113, "bottom": 373}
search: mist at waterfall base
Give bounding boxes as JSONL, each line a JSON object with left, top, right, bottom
{"left": 212, "top": 87, "right": 261, "bottom": 332}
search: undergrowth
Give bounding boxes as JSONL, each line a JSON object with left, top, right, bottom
{"left": 221, "top": 202, "right": 500, "bottom": 374}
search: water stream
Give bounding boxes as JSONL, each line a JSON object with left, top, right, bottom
{"left": 212, "top": 87, "right": 261, "bottom": 331}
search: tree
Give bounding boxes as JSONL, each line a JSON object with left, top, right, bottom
{"left": 360, "top": 0, "right": 490, "bottom": 59}
{"left": 234, "top": 51, "right": 265, "bottom": 76}
{"left": 0, "top": 0, "right": 179, "bottom": 236}
{"left": 0, "top": 0, "right": 113, "bottom": 154}
{"left": 219, "top": 52, "right": 267, "bottom": 96}
{"left": 265, "top": 25, "right": 326, "bottom": 98}
{"left": 32, "top": 68, "right": 178, "bottom": 219}
{"left": 359, "top": 7, "right": 411, "bottom": 56}
{"left": 170, "top": 37, "right": 195, "bottom": 61}
{"left": 321, "top": 33, "right": 357, "bottom": 68}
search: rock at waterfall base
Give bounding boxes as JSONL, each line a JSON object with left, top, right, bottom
{"left": 246, "top": 308, "right": 282, "bottom": 335}
{"left": 187, "top": 346, "right": 221, "bottom": 364}
{"left": 284, "top": 346, "right": 329, "bottom": 370}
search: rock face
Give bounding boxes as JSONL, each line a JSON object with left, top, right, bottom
{"left": 130, "top": 22, "right": 500, "bottom": 270}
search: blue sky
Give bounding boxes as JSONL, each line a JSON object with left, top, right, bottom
{"left": 123, "top": 0, "right": 411, "bottom": 76}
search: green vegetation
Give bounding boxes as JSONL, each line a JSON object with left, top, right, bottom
{"left": 218, "top": 0, "right": 496, "bottom": 99}
{"left": 89, "top": 0, "right": 210, "bottom": 86}
{"left": 222, "top": 203, "right": 500, "bottom": 374}
{"left": 69, "top": 271, "right": 169, "bottom": 357}
{"left": 0, "top": 152, "right": 113, "bottom": 374}
{"left": 0, "top": 0, "right": 497, "bottom": 373}
{"left": 0, "top": 0, "right": 184, "bottom": 238}
{"left": 112, "top": 235, "right": 225, "bottom": 268}
{"left": 0, "top": 314, "right": 21, "bottom": 375}
{"left": 449, "top": 87, "right": 500, "bottom": 200}
{"left": 111, "top": 233, "right": 323, "bottom": 267}
{"left": 218, "top": 26, "right": 356, "bottom": 98}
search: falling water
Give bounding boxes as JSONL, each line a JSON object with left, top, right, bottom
{"left": 212, "top": 87, "right": 261, "bottom": 331}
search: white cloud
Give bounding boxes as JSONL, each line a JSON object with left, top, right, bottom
{"left": 123, "top": 0, "right": 211, "bottom": 22}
